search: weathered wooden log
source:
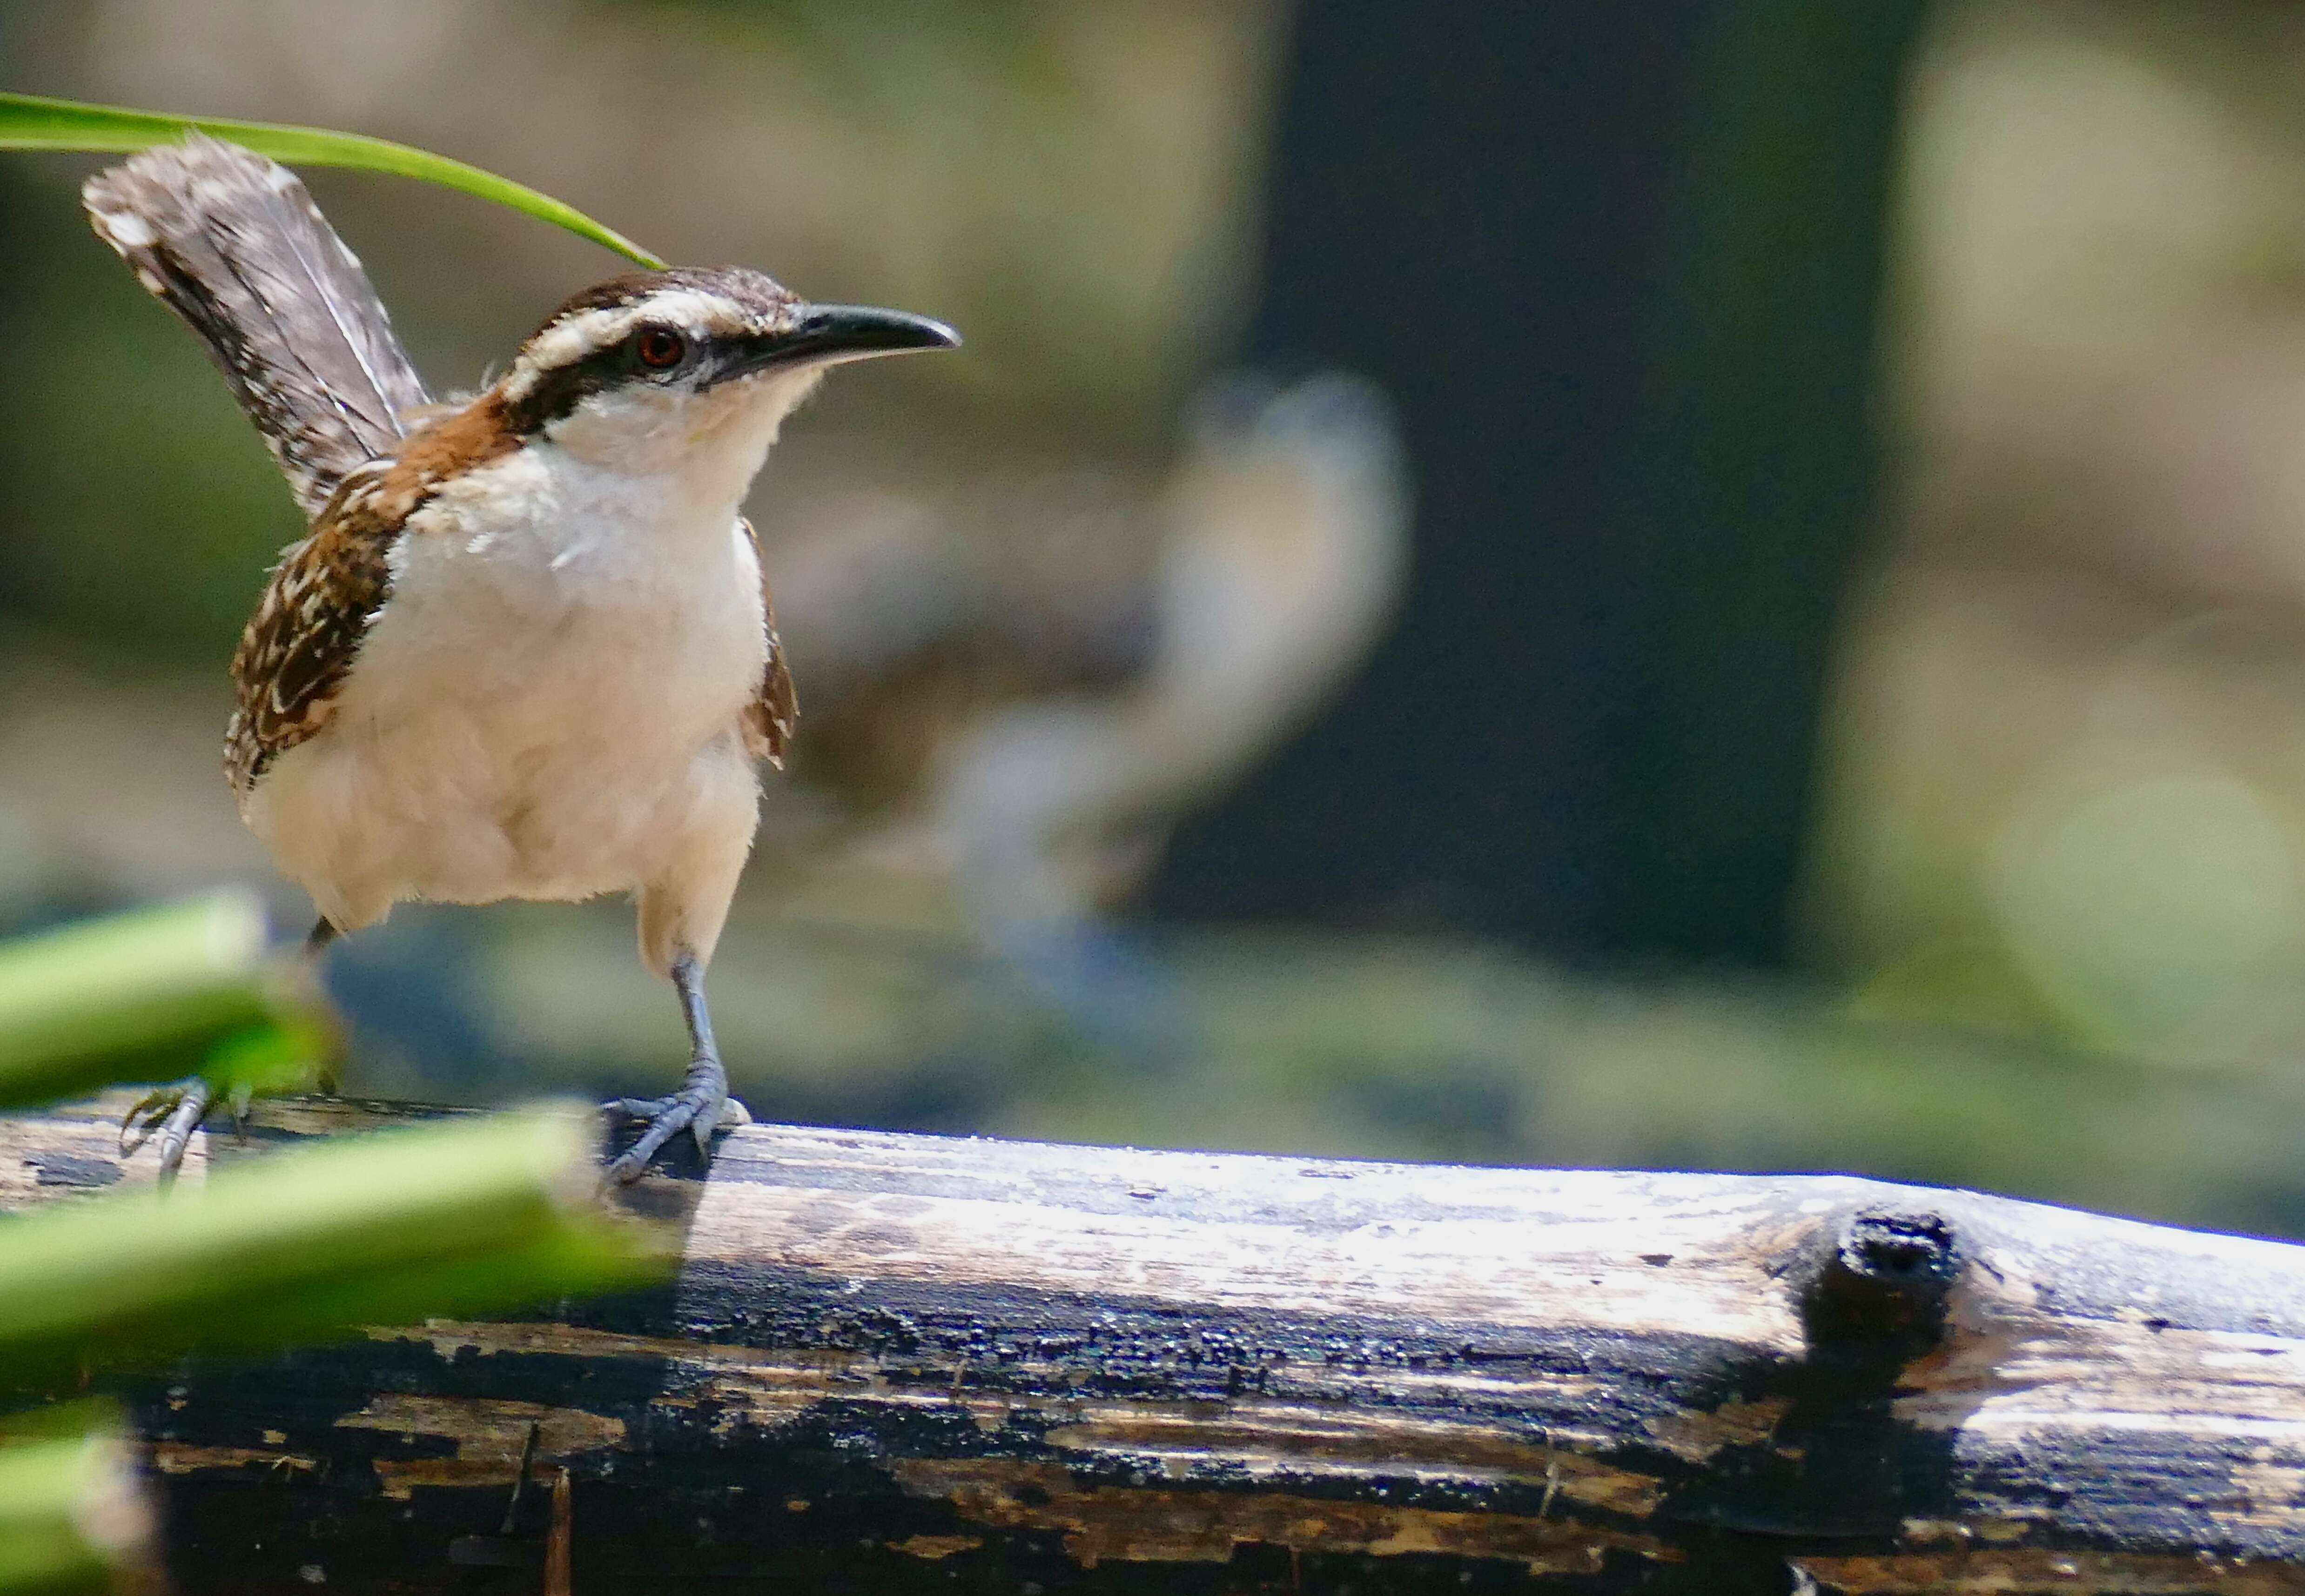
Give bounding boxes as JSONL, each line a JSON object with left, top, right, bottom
{"left": 10, "top": 1095, "right": 2305, "bottom": 1593}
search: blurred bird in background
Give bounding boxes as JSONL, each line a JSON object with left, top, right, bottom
{"left": 743, "top": 373, "right": 1407, "bottom": 1051}
{"left": 928, "top": 373, "right": 1407, "bottom": 1038}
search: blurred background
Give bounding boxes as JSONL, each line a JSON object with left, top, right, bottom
{"left": 9, "top": 0, "right": 2305, "bottom": 1236}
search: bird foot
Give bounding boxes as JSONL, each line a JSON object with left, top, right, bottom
{"left": 120, "top": 1076, "right": 246, "bottom": 1187}
{"left": 601, "top": 1066, "right": 748, "bottom": 1183}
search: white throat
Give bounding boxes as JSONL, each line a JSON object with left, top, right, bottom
{"left": 544, "top": 364, "right": 825, "bottom": 504}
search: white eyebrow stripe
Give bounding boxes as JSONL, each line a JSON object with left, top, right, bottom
{"left": 500, "top": 289, "right": 760, "bottom": 400}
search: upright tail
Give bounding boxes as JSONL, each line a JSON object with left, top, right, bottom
{"left": 83, "top": 133, "right": 431, "bottom": 520}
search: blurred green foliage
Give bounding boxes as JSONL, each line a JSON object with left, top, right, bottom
{"left": 0, "top": 1427, "right": 148, "bottom": 1596}
{"left": 0, "top": 1100, "right": 653, "bottom": 1386}
{"left": 0, "top": 892, "right": 325, "bottom": 1110}
{"left": 0, "top": 895, "right": 665, "bottom": 1592}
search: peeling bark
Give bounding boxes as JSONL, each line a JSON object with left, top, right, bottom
{"left": 9, "top": 1096, "right": 2305, "bottom": 1593}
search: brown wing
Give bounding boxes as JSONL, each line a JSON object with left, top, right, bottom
{"left": 737, "top": 517, "right": 800, "bottom": 769}
{"left": 223, "top": 387, "right": 523, "bottom": 799}
{"left": 224, "top": 465, "right": 396, "bottom": 798}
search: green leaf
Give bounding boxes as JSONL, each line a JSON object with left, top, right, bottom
{"left": 0, "top": 91, "right": 665, "bottom": 269}
{"left": 0, "top": 1428, "right": 152, "bottom": 1595}
{"left": 0, "top": 894, "right": 330, "bottom": 1111}
{"left": 0, "top": 1107, "right": 663, "bottom": 1386}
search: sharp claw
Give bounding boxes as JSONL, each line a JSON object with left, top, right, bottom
{"left": 120, "top": 1087, "right": 179, "bottom": 1156}
{"left": 601, "top": 1076, "right": 744, "bottom": 1182}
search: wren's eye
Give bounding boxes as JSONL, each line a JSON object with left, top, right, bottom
{"left": 635, "top": 328, "right": 687, "bottom": 370}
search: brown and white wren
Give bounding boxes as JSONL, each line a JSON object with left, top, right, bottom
{"left": 84, "top": 134, "right": 957, "bottom": 1180}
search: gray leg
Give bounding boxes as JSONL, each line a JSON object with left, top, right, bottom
{"left": 120, "top": 1077, "right": 213, "bottom": 1189}
{"left": 603, "top": 951, "right": 749, "bottom": 1182}
{"left": 124, "top": 916, "right": 339, "bottom": 1186}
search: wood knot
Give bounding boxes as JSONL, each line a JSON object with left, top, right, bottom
{"left": 1798, "top": 1207, "right": 1960, "bottom": 1357}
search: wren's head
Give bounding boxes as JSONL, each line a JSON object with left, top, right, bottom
{"left": 494, "top": 266, "right": 955, "bottom": 485}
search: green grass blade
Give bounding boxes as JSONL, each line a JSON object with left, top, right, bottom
{"left": 0, "top": 91, "right": 665, "bottom": 269}
{"left": 0, "top": 1430, "right": 154, "bottom": 1595}
{"left": 0, "top": 1107, "right": 662, "bottom": 1385}
{"left": 0, "top": 894, "right": 329, "bottom": 1110}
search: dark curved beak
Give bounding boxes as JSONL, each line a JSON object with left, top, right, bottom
{"left": 726, "top": 304, "right": 960, "bottom": 381}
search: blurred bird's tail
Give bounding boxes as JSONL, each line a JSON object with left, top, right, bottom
{"left": 84, "top": 133, "right": 431, "bottom": 520}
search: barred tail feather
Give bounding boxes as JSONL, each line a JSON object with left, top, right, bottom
{"left": 83, "top": 132, "right": 430, "bottom": 519}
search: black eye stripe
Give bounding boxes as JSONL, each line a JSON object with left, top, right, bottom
{"left": 504, "top": 326, "right": 713, "bottom": 433}
{"left": 503, "top": 341, "right": 650, "bottom": 433}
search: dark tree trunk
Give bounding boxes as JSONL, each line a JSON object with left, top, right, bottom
{"left": 1154, "top": 0, "right": 1930, "bottom": 969}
